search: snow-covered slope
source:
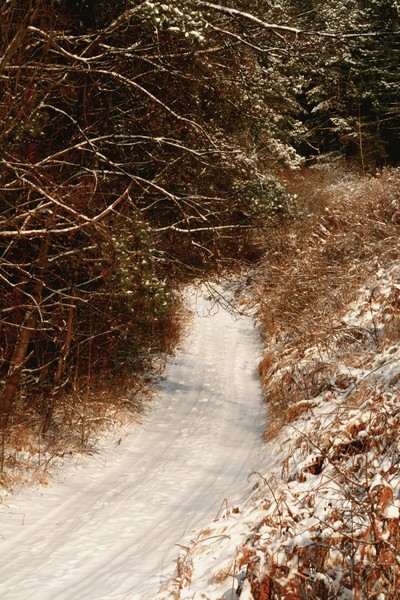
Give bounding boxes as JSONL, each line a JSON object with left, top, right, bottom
{"left": 166, "top": 265, "right": 400, "bottom": 600}
{"left": 0, "top": 288, "right": 265, "bottom": 600}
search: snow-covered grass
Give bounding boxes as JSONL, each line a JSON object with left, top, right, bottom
{"left": 239, "top": 264, "right": 400, "bottom": 599}
{"left": 258, "top": 165, "right": 400, "bottom": 437}
{"left": 162, "top": 167, "right": 400, "bottom": 599}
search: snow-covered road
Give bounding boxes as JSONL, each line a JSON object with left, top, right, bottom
{"left": 0, "top": 289, "right": 265, "bottom": 600}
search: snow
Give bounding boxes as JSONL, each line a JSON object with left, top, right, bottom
{"left": 0, "top": 288, "right": 266, "bottom": 600}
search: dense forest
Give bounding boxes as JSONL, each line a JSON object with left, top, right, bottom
{"left": 0, "top": 0, "right": 399, "bottom": 440}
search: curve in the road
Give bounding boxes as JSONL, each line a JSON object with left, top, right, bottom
{"left": 0, "top": 288, "right": 265, "bottom": 600}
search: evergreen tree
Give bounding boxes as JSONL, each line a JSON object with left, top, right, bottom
{"left": 295, "top": 0, "right": 400, "bottom": 166}
{"left": 350, "top": 0, "right": 400, "bottom": 164}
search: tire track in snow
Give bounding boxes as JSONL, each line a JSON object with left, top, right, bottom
{"left": 0, "top": 288, "right": 265, "bottom": 600}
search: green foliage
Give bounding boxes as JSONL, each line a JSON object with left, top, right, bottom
{"left": 109, "top": 219, "right": 172, "bottom": 330}
{"left": 239, "top": 171, "right": 299, "bottom": 223}
{"left": 138, "top": 0, "right": 207, "bottom": 42}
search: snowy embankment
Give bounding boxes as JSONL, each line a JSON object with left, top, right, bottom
{"left": 0, "top": 288, "right": 266, "bottom": 600}
{"left": 166, "top": 265, "right": 400, "bottom": 600}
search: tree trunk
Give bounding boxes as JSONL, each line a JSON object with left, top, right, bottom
{"left": 42, "top": 273, "right": 77, "bottom": 434}
{"left": 1, "top": 238, "right": 49, "bottom": 419}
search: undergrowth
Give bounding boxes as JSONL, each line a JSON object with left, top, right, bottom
{"left": 243, "top": 165, "right": 400, "bottom": 599}
{"left": 256, "top": 165, "right": 400, "bottom": 437}
{"left": 0, "top": 291, "right": 188, "bottom": 495}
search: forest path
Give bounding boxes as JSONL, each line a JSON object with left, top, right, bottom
{"left": 0, "top": 288, "right": 265, "bottom": 600}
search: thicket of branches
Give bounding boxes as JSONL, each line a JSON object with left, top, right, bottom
{"left": 0, "top": 0, "right": 302, "bottom": 435}
{"left": 0, "top": 0, "right": 399, "bottom": 441}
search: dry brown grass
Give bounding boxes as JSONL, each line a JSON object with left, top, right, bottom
{"left": 255, "top": 165, "right": 400, "bottom": 436}
{"left": 245, "top": 384, "right": 400, "bottom": 599}
{"left": 0, "top": 372, "right": 149, "bottom": 495}
{"left": 212, "top": 166, "right": 400, "bottom": 600}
